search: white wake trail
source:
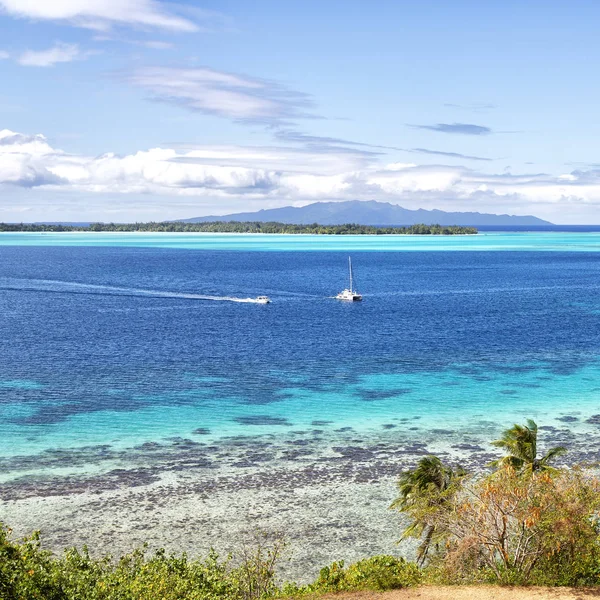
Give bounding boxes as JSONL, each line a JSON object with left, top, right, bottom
{"left": 0, "top": 278, "right": 271, "bottom": 304}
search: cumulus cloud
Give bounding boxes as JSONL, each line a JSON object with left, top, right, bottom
{"left": 0, "top": 0, "right": 199, "bottom": 32}
{"left": 18, "top": 43, "right": 80, "bottom": 67}
{"left": 411, "top": 122, "right": 492, "bottom": 135}
{"left": 0, "top": 129, "right": 66, "bottom": 186}
{"left": 127, "top": 66, "right": 316, "bottom": 124}
{"left": 0, "top": 129, "right": 370, "bottom": 195}
{"left": 3, "top": 128, "right": 600, "bottom": 221}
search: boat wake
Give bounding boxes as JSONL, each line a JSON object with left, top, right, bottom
{"left": 0, "top": 278, "right": 270, "bottom": 304}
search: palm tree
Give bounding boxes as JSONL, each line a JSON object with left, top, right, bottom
{"left": 490, "top": 418, "right": 566, "bottom": 475}
{"left": 391, "top": 455, "right": 466, "bottom": 566}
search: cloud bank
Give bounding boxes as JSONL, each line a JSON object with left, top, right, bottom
{"left": 2, "top": 128, "right": 600, "bottom": 222}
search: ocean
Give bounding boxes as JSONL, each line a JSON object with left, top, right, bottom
{"left": 2, "top": 231, "right": 600, "bottom": 576}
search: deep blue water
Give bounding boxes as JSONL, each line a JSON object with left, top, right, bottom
{"left": 2, "top": 238, "right": 600, "bottom": 481}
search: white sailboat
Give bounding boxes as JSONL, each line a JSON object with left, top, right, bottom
{"left": 336, "top": 257, "right": 362, "bottom": 301}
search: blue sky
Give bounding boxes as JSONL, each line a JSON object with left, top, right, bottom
{"left": 1, "top": 0, "right": 599, "bottom": 222}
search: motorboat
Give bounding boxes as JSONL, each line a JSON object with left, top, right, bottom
{"left": 255, "top": 296, "right": 271, "bottom": 304}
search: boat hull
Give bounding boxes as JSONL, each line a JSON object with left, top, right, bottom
{"left": 335, "top": 292, "right": 362, "bottom": 301}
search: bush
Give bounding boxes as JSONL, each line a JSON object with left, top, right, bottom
{"left": 311, "top": 555, "right": 421, "bottom": 593}
{"left": 445, "top": 467, "right": 600, "bottom": 585}
{"left": 233, "top": 531, "right": 288, "bottom": 600}
{"left": 0, "top": 523, "right": 287, "bottom": 600}
{"left": 313, "top": 560, "right": 347, "bottom": 592}
{"left": 395, "top": 459, "right": 600, "bottom": 586}
{"left": 345, "top": 555, "right": 422, "bottom": 590}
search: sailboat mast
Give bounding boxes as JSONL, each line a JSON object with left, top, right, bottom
{"left": 349, "top": 256, "right": 353, "bottom": 292}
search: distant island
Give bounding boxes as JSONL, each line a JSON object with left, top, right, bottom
{"left": 0, "top": 222, "right": 477, "bottom": 235}
{"left": 181, "top": 200, "right": 552, "bottom": 227}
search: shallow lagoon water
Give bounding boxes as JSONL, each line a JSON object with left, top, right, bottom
{"left": 6, "top": 230, "right": 600, "bottom": 251}
{"left": 2, "top": 232, "right": 600, "bottom": 575}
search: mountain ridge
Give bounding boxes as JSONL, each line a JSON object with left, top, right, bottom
{"left": 181, "top": 200, "right": 552, "bottom": 226}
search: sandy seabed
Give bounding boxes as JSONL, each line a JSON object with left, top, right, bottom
{"left": 1, "top": 458, "right": 408, "bottom": 582}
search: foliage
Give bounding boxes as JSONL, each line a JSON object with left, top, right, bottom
{"left": 393, "top": 419, "right": 600, "bottom": 585}
{"left": 490, "top": 418, "right": 567, "bottom": 474}
{"left": 390, "top": 455, "right": 467, "bottom": 565}
{"left": 0, "top": 221, "right": 478, "bottom": 235}
{"left": 394, "top": 459, "right": 600, "bottom": 585}
{"left": 0, "top": 523, "right": 423, "bottom": 599}
{"left": 441, "top": 466, "right": 600, "bottom": 584}
{"left": 0, "top": 524, "right": 285, "bottom": 600}
{"left": 234, "top": 531, "right": 288, "bottom": 600}
{"left": 309, "top": 555, "right": 421, "bottom": 593}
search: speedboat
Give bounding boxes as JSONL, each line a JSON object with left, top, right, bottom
{"left": 255, "top": 296, "right": 271, "bottom": 304}
{"left": 336, "top": 257, "right": 362, "bottom": 301}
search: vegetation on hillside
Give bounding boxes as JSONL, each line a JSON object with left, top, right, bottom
{"left": 0, "top": 526, "right": 420, "bottom": 600}
{"left": 0, "top": 221, "right": 478, "bottom": 235}
{"left": 392, "top": 419, "right": 600, "bottom": 586}
{"left": 3, "top": 418, "right": 600, "bottom": 599}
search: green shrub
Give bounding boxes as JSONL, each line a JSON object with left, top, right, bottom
{"left": 345, "top": 555, "right": 422, "bottom": 590}
{"left": 313, "top": 560, "right": 347, "bottom": 592}
{"left": 310, "top": 555, "right": 421, "bottom": 593}
{"left": 0, "top": 523, "right": 287, "bottom": 600}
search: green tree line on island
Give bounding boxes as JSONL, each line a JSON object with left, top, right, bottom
{"left": 0, "top": 221, "right": 478, "bottom": 235}
{"left": 4, "top": 418, "right": 597, "bottom": 599}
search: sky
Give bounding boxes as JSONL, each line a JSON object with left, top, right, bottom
{"left": 1, "top": 0, "right": 600, "bottom": 223}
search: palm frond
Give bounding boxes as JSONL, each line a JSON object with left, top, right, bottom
{"left": 540, "top": 445, "right": 567, "bottom": 465}
{"left": 490, "top": 419, "right": 567, "bottom": 475}
{"left": 525, "top": 419, "right": 538, "bottom": 433}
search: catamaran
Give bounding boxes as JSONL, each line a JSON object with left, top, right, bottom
{"left": 336, "top": 257, "right": 362, "bottom": 301}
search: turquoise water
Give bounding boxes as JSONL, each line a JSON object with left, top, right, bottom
{"left": 4, "top": 231, "right": 600, "bottom": 251}
{"left": 1, "top": 232, "right": 600, "bottom": 487}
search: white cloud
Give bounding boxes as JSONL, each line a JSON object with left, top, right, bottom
{"left": 0, "top": 50, "right": 9, "bottom": 59}
{"left": 0, "top": 129, "right": 65, "bottom": 186}
{"left": 127, "top": 66, "right": 315, "bottom": 124}
{"left": 92, "top": 35, "right": 174, "bottom": 49}
{"left": 135, "top": 40, "right": 173, "bottom": 50}
{"left": 4, "top": 128, "right": 600, "bottom": 222}
{"left": 369, "top": 165, "right": 462, "bottom": 194}
{"left": 0, "top": 0, "right": 198, "bottom": 32}
{"left": 383, "top": 162, "right": 418, "bottom": 171}
{"left": 18, "top": 43, "right": 80, "bottom": 67}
